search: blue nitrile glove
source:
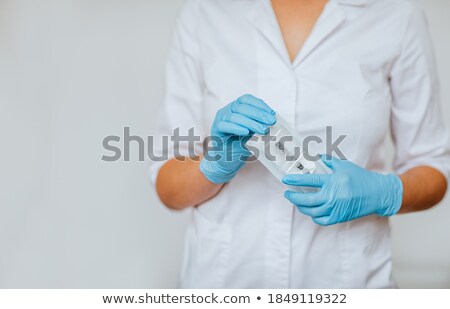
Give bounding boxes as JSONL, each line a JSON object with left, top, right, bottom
{"left": 200, "top": 94, "right": 276, "bottom": 184}
{"left": 282, "top": 155, "right": 403, "bottom": 226}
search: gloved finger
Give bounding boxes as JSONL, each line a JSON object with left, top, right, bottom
{"left": 240, "top": 133, "right": 254, "bottom": 144}
{"left": 284, "top": 190, "right": 327, "bottom": 207}
{"left": 320, "top": 154, "right": 344, "bottom": 171}
{"left": 230, "top": 102, "right": 276, "bottom": 125}
{"left": 296, "top": 204, "right": 332, "bottom": 218}
{"left": 236, "top": 94, "right": 275, "bottom": 115}
{"left": 282, "top": 174, "right": 330, "bottom": 188}
{"left": 215, "top": 121, "right": 250, "bottom": 136}
{"left": 225, "top": 136, "right": 252, "bottom": 154}
{"left": 312, "top": 216, "right": 334, "bottom": 226}
{"left": 226, "top": 113, "right": 269, "bottom": 135}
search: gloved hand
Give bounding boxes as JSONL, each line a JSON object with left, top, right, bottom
{"left": 200, "top": 94, "right": 276, "bottom": 184}
{"left": 282, "top": 155, "right": 403, "bottom": 226}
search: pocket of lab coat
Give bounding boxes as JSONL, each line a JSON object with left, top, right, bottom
{"left": 178, "top": 206, "right": 232, "bottom": 288}
{"left": 338, "top": 216, "right": 393, "bottom": 288}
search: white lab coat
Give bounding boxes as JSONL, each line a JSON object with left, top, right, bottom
{"left": 150, "top": 0, "right": 450, "bottom": 288}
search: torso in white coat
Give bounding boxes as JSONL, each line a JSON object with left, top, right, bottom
{"left": 151, "top": 0, "right": 450, "bottom": 288}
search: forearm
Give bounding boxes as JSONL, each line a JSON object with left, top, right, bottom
{"left": 156, "top": 157, "right": 224, "bottom": 210}
{"left": 397, "top": 166, "right": 448, "bottom": 214}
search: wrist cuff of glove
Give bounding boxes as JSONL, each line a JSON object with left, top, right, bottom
{"left": 199, "top": 158, "right": 237, "bottom": 184}
{"left": 378, "top": 173, "right": 403, "bottom": 217}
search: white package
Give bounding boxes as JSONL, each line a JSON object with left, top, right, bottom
{"left": 245, "top": 116, "right": 332, "bottom": 192}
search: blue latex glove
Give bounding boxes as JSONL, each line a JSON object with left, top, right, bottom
{"left": 282, "top": 155, "right": 403, "bottom": 226}
{"left": 200, "top": 94, "right": 276, "bottom": 184}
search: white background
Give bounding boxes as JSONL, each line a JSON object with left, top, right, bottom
{"left": 0, "top": 0, "right": 449, "bottom": 288}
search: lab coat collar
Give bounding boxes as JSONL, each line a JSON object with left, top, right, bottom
{"left": 247, "top": 0, "right": 353, "bottom": 69}
{"left": 246, "top": 0, "right": 291, "bottom": 68}
{"left": 293, "top": 1, "right": 346, "bottom": 68}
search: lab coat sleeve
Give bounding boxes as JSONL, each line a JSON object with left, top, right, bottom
{"left": 149, "top": 0, "right": 205, "bottom": 185}
{"left": 389, "top": 3, "right": 450, "bottom": 181}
